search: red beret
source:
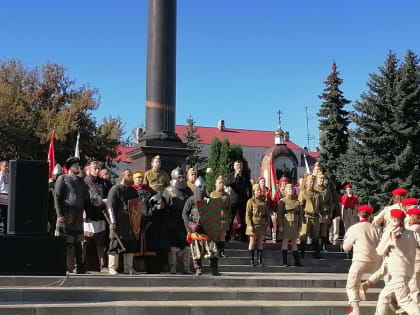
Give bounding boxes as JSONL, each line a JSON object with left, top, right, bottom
{"left": 402, "top": 198, "right": 418, "bottom": 207}
{"left": 257, "top": 176, "right": 265, "bottom": 182}
{"left": 358, "top": 205, "right": 373, "bottom": 213}
{"left": 279, "top": 177, "right": 289, "bottom": 183}
{"left": 392, "top": 188, "right": 408, "bottom": 196}
{"left": 294, "top": 184, "right": 300, "bottom": 188}
{"left": 390, "top": 209, "right": 406, "bottom": 220}
{"left": 344, "top": 184, "right": 352, "bottom": 189}
{"left": 407, "top": 208, "right": 420, "bottom": 216}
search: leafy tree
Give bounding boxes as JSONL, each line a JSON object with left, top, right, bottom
{"left": 0, "top": 59, "right": 122, "bottom": 167}
{"left": 317, "top": 62, "right": 350, "bottom": 185}
{"left": 182, "top": 115, "right": 207, "bottom": 171}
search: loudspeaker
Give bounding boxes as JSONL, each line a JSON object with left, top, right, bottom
{"left": 0, "top": 235, "right": 66, "bottom": 275}
{"left": 7, "top": 160, "right": 49, "bottom": 235}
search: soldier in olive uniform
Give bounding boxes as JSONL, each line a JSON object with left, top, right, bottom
{"left": 144, "top": 155, "right": 170, "bottom": 193}
{"left": 315, "top": 173, "right": 334, "bottom": 250}
{"left": 298, "top": 175, "right": 322, "bottom": 259}
{"left": 278, "top": 184, "right": 303, "bottom": 267}
{"left": 209, "top": 176, "right": 231, "bottom": 257}
{"left": 246, "top": 184, "right": 270, "bottom": 266}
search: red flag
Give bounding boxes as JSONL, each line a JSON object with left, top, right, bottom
{"left": 269, "top": 157, "right": 277, "bottom": 196}
{"left": 47, "top": 132, "right": 55, "bottom": 179}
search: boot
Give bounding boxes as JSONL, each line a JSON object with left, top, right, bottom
{"left": 359, "top": 280, "right": 373, "bottom": 301}
{"left": 281, "top": 250, "right": 288, "bottom": 267}
{"left": 321, "top": 237, "right": 330, "bottom": 252}
{"left": 74, "top": 242, "right": 86, "bottom": 274}
{"left": 300, "top": 243, "right": 306, "bottom": 259}
{"left": 210, "top": 258, "right": 220, "bottom": 276}
{"left": 66, "top": 243, "right": 76, "bottom": 273}
{"left": 313, "top": 240, "right": 323, "bottom": 259}
{"left": 182, "top": 248, "right": 192, "bottom": 274}
{"left": 292, "top": 251, "right": 302, "bottom": 267}
{"left": 108, "top": 254, "right": 119, "bottom": 275}
{"left": 168, "top": 247, "right": 178, "bottom": 274}
{"left": 250, "top": 250, "right": 256, "bottom": 266}
{"left": 96, "top": 245, "right": 107, "bottom": 272}
{"left": 257, "top": 250, "right": 264, "bottom": 267}
{"left": 124, "top": 253, "right": 136, "bottom": 274}
{"left": 218, "top": 241, "right": 226, "bottom": 258}
{"left": 193, "top": 259, "right": 202, "bottom": 276}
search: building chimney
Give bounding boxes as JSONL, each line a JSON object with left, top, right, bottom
{"left": 217, "top": 120, "right": 225, "bottom": 131}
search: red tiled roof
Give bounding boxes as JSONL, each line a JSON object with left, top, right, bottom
{"left": 308, "top": 151, "right": 319, "bottom": 158}
{"left": 116, "top": 125, "right": 303, "bottom": 162}
{"left": 115, "top": 146, "right": 132, "bottom": 162}
{"left": 175, "top": 125, "right": 302, "bottom": 150}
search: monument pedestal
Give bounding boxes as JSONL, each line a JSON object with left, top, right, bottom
{"left": 128, "top": 139, "right": 193, "bottom": 174}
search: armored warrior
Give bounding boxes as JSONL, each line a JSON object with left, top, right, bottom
{"left": 54, "top": 157, "right": 91, "bottom": 274}
{"left": 107, "top": 169, "right": 139, "bottom": 275}
{"left": 183, "top": 176, "right": 220, "bottom": 276}
{"left": 162, "top": 167, "right": 193, "bottom": 274}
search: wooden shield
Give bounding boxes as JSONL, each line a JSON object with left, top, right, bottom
{"left": 197, "top": 198, "right": 222, "bottom": 242}
{"left": 128, "top": 198, "right": 142, "bottom": 240}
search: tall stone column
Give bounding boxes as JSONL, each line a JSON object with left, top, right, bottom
{"left": 128, "top": 0, "right": 192, "bottom": 174}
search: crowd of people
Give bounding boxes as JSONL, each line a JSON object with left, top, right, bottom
{"left": 1, "top": 156, "right": 420, "bottom": 313}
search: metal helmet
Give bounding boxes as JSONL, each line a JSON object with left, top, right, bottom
{"left": 52, "top": 163, "right": 64, "bottom": 181}
{"left": 170, "top": 167, "right": 186, "bottom": 190}
{"left": 193, "top": 176, "right": 207, "bottom": 200}
{"left": 149, "top": 193, "right": 166, "bottom": 209}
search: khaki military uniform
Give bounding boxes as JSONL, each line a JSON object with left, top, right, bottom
{"left": 373, "top": 203, "right": 404, "bottom": 228}
{"left": 210, "top": 190, "right": 231, "bottom": 232}
{"left": 375, "top": 226, "right": 420, "bottom": 315}
{"left": 245, "top": 198, "right": 270, "bottom": 237}
{"left": 408, "top": 224, "right": 420, "bottom": 301}
{"left": 278, "top": 196, "right": 302, "bottom": 239}
{"left": 315, "top": 184, "right": 333, "bottom": 239}
{"left": 343, "top": 220, "right": 381, "bottom": 312}
{"left": 298, "top": 189, "right": 321, "bottom": 239}
{"left": 144, "top": 168, "right": 170, "bottom": 193}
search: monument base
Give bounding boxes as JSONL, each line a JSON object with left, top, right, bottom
{"left": 127, "top": 138, "right": 193, "bottom": 174}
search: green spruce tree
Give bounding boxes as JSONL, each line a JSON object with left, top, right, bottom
{"left": 337, "top": 52, "right": 400, "bottom": 208}
{"left": 317, "top": 62, "right": 350, "bottom": 185}
{"left": 391, "top": 50, "right": 420, "bottom": 195}
{"left": 216, "top": 138, "right": 231, "bottom": 179}
{"left": 182, "top": 115, "right": 206, "bottom": 171}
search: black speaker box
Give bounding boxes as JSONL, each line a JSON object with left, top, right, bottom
{"left": 0, "top": 235, "right": 66, "bottom": 275}
{"left": 7, "top": 160, "right": 49, "bottom": 235}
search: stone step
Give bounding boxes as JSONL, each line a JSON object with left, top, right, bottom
{"left": 225, "top": 241, "right": 342, "bottom": 252}
{"left": 223, "top": 249, "right": 346, "bottom": 258}
{"left": 0, "top": 273, "right": 379, "bottom": 288}
{"left": 0, "top": 286, "right": 381, "bottom": 303}
{"left": 0, "top": 300, "right": 377, "bottom": 315}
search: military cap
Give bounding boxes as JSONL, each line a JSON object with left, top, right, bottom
{"left": 402, "top": 198, "right": 418, "bottom": 207}
{"left": 407, "top": 208, "right": 420, "bottom": 216}
{"left": 392, "top": 188, "right": 408, "bottom": 196}
{"left": 357, "top": 205, "right": 373, "bottom": 213}
{"left": 252, "top": 183, "right": 261, "bottom": 191}
{"left": 133, "top": 171, "right": 144, "bottom": 179}
{"left": 65, "top": 157, "right": 80, "bottom": 169}
{"left": 390, "top": 209, "right": 406, "bottom": 220}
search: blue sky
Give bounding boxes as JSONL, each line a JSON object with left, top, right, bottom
{"left": 1, "top": 0, "right": 420, "bottom": 150}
